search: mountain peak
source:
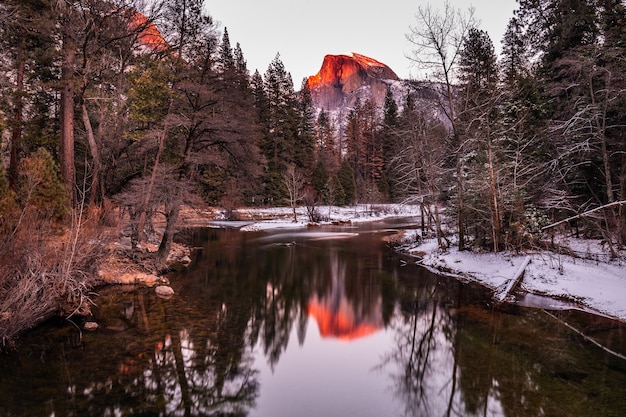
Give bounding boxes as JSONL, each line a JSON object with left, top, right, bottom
{"left": 130, "top": 11, "right": 168, "bottom": 53}
{"left": 305, "top": 52, "right": 399, "bottom": 110}
{"left": 345, "top": 52, "right": 393, "bottom": 70}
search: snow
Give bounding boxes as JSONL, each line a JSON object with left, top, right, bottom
{"left": 404, "top": 233, "right": 626, "bottom": 322}
{"left": 215, "top": 204, "right": 626, "bottom": 323}
{"left": 225, "top": 204, "right": 420, "bottom": 232}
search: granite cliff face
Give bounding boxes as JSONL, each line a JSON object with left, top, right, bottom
{"left": 305, "top": 52, "right": 399, "bottom": 110}
{"left": 130, "top": 11, "right": 168, "bottom": 53}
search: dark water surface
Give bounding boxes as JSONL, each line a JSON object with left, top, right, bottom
{"left": 1, "top": 219, "right": 626, "bottom": 417}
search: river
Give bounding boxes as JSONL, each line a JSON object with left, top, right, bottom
{"left": 0, "top": 218, "right": 625, "bottom": 416}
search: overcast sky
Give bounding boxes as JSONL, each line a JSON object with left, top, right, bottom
{"left": 205, "top": 0, "right": 519, "bottom": 87}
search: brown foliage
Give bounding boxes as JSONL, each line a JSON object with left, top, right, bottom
{"left": 0, "top": 205, "right": 113, "bottom": 347}
{"left": 0, "top": 153, "right": 115, "bottom": 347}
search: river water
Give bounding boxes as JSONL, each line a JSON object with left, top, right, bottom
{"left": 1, "top": 219, "right": 625, "bottom": 417}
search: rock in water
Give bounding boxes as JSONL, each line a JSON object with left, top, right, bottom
{"left": 84, "top": 321, "right": 99, "bottom": 331}
{"left": 155, "top": 285, "right": 175, "bottom": 298}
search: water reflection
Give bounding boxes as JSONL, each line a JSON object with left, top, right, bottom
{"left": 0, "top": 225, "right": 625, "bottom": 417}
{"left": 380, "top": 271, "right": 626, "bottom": 417}
{"left": 308, "top": 252, "right": 383, "bottom": 341}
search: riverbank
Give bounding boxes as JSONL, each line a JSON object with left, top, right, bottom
{"left": 399, "top": 234, "right": 626, "bottom": 322}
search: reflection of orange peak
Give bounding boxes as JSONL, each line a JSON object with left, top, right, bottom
{"left": 308, "top": 299, "right": 381, "bottom": 341}
{"left": 130, "top": 11, "right": 168, "bottom": 52}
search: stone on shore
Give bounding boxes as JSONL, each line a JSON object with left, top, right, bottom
{"left": 98, "top": 269, "right": 160, "bottom": 287}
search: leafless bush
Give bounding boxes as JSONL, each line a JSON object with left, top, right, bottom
{"left": 0, "top": 205, "right": 112, "bottom": 347}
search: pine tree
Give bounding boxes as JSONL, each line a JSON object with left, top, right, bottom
{"left": 337, "top": 158, "right": 356, "bottom": 205}
{"left": 380, "top": 88, "right": 400, "bottom": 199}
{"left": 345, "top": 99, "right": 363, "bottom": 198}
{"left": 20, "top": 148, "right": 69, "bottom": 221}
{"left": 326, "top": 174, "right": 346, "bottom": 206}
{"left": 251, "top": 70, "right": 270, "bottom": 126}
{"left": 233, "top": 42, "right": 250, "bottom": 89}
{"left": 458, "top": 28, "right": 503, "bottom": 251}
{"left": 296, "top": 80, "right": 316, "bottom": 174}
{"left": 0, "top": 166, "right": 18, "bottom": 235}
{"left": 261, "top": 53, "right": 299, "bottom": 201}
{"left": 316, "top": 109, "right": 338, "bottom": 172}
{"left": 1, "top": 0, "right": 56, "bottom": 189}
{"left": 219, "top": 27, "right": 235, "bottom": 73}
{"left": 501, "top": 17, "right": 529, "bottom": 86}
{"left": 311, "top": 160, "right": 328, "bottom": 198}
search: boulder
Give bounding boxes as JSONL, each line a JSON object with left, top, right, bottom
{"left": 155, "top": 285, "right": 175, "bottom": 298}
{"left": 84, "top": 321, "right": 99, "bottom": 331}
{"left": 97, "top": 268, "right": 160, "bottom": 286}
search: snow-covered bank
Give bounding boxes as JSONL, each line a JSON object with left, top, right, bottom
{"left": 402, "top": 234, "right": 626, "bottom": 323}
{"left": 221, "top": 204, "right": 422, "bottom": 231}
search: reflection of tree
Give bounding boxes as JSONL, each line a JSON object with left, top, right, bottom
{"left": 140, "top": 330, "right": 257, "bottom": 416}
{"left": 256, "top": 240, "right": 309, "bottom": 369}
{"left": 381, "top": 283, "right": 452, "bottom": 417}
{"left": 381, "top": 268, "right": 626, "bottom": 417}
{"left": 87, "top": 294, "right": 259, "bottom": 416}
{"left": 381, "top": 275, "right": 499, "bottom": 417}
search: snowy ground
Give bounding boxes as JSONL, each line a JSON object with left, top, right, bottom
{"left": 212, "top": 204, "right": 422, "bottom": 231}
{"left": 208, "top": 204, "right": 626, "bottom": 323}
{"left": 405, "top": 236, "right": 626, "bottom": 322}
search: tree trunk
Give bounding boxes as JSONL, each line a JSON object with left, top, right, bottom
{"left": 60, "top": 33, "right": 76, "bottom": 204}
{"left": 81, "top": 102, "right": 104, "bottom": 205}
{"left": 158, "top": 202, "right": 181, "bottom": 262}
{"left": 136, "top": 100, "right": 172, "bottom": 244}
{"left": 433, "top": 201, "right": 444, "bottom": 249}
{"left": 172, "top": 331, "right": 192, "bottom": 416}
{"left": 456, "top": 153, "right": 466, "bottom": 251}
{"left": 617, "top": 152, "right": 626, "bottom": 247}
{"left": 446, "top": 78, "right": 465, "bottom": 251}
{"left": 487, "top": 135, "right": 501, "bottom": 252}
{"left": 9, "top": 52, "right": 25, "bottom": 189}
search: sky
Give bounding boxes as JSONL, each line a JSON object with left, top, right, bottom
{"left": 205, "top": 0, "right": 519, "bottom": 87}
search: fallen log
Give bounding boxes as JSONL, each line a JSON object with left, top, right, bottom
{"left": 495, "top": 256, "right": 532, "bottom": 303}
{"left": 541, "top": 200, "right": 626, "bottom": 231}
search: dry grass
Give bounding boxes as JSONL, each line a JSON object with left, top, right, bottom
{"left": 0, "top": 205, "right": 115, "bottom": 347}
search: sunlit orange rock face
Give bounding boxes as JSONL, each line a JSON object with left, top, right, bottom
{"left": 306, "top": 52, "right": 399, "bottom": 110}
{"left": 130, "top": 11, "right": 168, "bottom": 53}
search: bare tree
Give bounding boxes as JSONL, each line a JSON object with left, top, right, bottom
{"left": 282, "top": 164, "right": 306, "bottom": 222}
{"left": 392, "top": 101, "right": 449, "bottom": 249}
{"left": 406, "top": 0, "right": 476, "bottom": 251}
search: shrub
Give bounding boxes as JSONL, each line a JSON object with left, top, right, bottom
{"left": 0, "top": 150, "right": 111, "bottom": 347}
